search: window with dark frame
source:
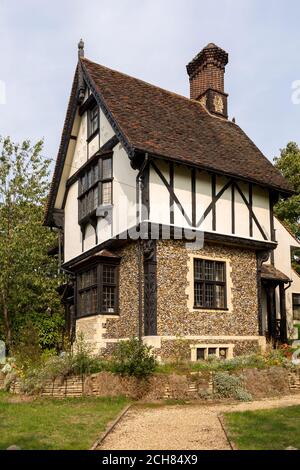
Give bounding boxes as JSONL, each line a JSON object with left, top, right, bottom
{"left": 78, "top": 155, "right": 112, "bottom": 222}
{"left": 87, "top": 105, "right": 99, "bottom": 139}
{"left": 194, "top": 259, "right": 227, "bottom": 309}
{"left": 292, "top": 293, "right": 300, "bottom": 321}
{"left": 77, "top": 263, "right": 118, "bottom": 318}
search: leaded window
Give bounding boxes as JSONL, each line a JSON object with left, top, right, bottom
{"left": 293, "top": 294, "right": 300, "bottom": 321}
{"left": 78, "top": 156, "right": 113, "bottom": 222}
{"left": 194, "top": 259, "right": 227, "bottom": 309}
{"left": 77, "top": 263, "right": 118, "bottom": 318}
{"left": 88, "top": 105, "right": 99, "bottom": 139}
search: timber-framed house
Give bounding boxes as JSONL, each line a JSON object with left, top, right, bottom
{"left": 45, "top": 41, "right": 300, "bottom": 361}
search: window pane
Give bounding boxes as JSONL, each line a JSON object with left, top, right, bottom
{"left": 103, "top": 286, "right": 115, "bottom": 312}
{"left": 215, "top": 285, "right": 225, "bottom": 308}
{"left": 102, "top": 182, "right": 112, "bottom": 205}
{"left": 93, "top": 163, "right": 99, "bottom": 182}
{"left": 204, "top": 260, "right": 214, "bottom": 280}
{"left": 194, "top": 259, "right": 203, "bottom": 280}
{"left": 87, "top": 169, "right": 92, "bottom": 188}
{"left": 208, "top": 348, "right": 217, "bottom": 356}
{"left": 91, "top": 287, "right": 98, "bottom": 313}
{"left": 194, "top": 282, "right": 203, "bottom": 307}
{"left": 81, "top": 174, "right": 87, "bottom": 193}
{"left": 103, "top": 266, "right": 115, "bottom": 284}
{"left": 102, "top": 158, "right": 112, "bottom": 179}
{"left": 89, "top": 106, "right": 99, "bottom": 136}
{"left": 205, "top": 284, "right": 214, "bottom": 307}
{"left": 293, "top": 294, "right": 300, "bottom": 306}
{"left": 196, "top": 348, "right": 205, "bottom": 360}
{"left": 93, "top": 187, "right": 98, "bottom": 209}
{"left": 215, "top": 262, "right": 225, "bottom": 282}
{"left": 293, "top": 306, "right": 300, "bottom": 321}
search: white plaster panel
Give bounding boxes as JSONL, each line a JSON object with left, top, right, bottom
{"left": 215, "top": 176, "right": 231, "bottom": 235}
{"left": 100, "top": 109, "right": 115, "bottom": 146}
{"left": 84, "top": 224, "right": 95, "bottom": 252}
{"left": 234, "top": 181, "right": 250, "bottom": 239}
{"left": 88, "top": 133, "right": 99, "bottom": 158}
{"left": 64, "top": 182, "right": 81, "bottom": 262}
{"left": 149, "top": 161, "right": 170, "bottom": 225}
{"left": 252, "top": 186, "right": 270, "bottom": 240}
{"left": 196, "top": 171, "right": 212, "bottom": 232}
{"left": 173, "top": 165, "right": 192, "bottom": 229}
{"left": 111, "top": 144, "right": 137, "bottom": 236}
{"left": 70, "top": 113, "right": 88, "bottom": 176}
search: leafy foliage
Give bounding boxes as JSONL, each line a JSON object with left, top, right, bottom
{"left": 213, "top": 372, "right": 252, "bottom": 401}
{"left": 274, "top": 142, "right": 300, "bottom": 273}
{"left": 0, "top": 136, "right": 65, "bottom": 349}
{"left": 111, "top": 337, "right": 157, "bottom": 378}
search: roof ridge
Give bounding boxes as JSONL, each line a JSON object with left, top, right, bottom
{"left": 81, "top": 57, "right": 242, "bottom": 128}
{"left": 81, "top": 57, "right": 207, "bottom": 108}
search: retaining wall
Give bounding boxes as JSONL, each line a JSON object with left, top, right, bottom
{"left": 2, "top": 367, "right": 300, "bottom": 400}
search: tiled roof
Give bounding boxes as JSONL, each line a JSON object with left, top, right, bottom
{"left": 44, "top": 56, "right": 293, "bottom": 226}
{"left": 81, "top": 57, "right": 293, "bottom": 194}
{"left": 261, "top": 264, "right": 290, "bottom": 282}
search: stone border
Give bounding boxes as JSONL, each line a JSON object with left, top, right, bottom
{"left": 90, "top": 404, "right": 132, "bottom": 450}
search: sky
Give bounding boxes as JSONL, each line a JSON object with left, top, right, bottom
{"left": 1, "top": 0, "right": 300, "bottom": 169}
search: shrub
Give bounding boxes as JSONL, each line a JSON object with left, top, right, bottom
{"left": 213, "top": 371, "right": 252, "bottom": 401}
{"left": 111, "top": 338, "right": 157, "bottom": 378}
{"left": 12, "top": 321, "right": 43, "bottom": 372}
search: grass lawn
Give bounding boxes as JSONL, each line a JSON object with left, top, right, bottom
{"left": 224, "top": 405, "right": 300, "bottom": 450}
{"left": 0, "top": 391, "right": 129, "bottom": 450}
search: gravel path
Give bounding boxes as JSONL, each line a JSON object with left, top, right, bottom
{"left": 97, "top": 394, "right": 300, "bottom": 450}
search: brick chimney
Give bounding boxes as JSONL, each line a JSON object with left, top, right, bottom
{"left": 186, "top": 43, "right": 228, "bottom": 119}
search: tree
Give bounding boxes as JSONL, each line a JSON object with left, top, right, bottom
{"left": 274, "top": 141, "right": 300, "bottom": 273}
{"left": 0, "top": 136, "right": 64, "bottom": 350}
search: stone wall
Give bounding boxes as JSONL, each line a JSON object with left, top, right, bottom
{"left": 154, "top": 240, "right": 261, "bottom": 359}
{"left": 157, "top": 240, "right": 259, "bottom": 336}
{"left": 75, "top": 242, "right": 140, "bottom": 355}
{"left": 75, "top": 239, "right": 263, "bottom": 360}
{"left": 4, "top": 368, "right": 300, "bottom": 400}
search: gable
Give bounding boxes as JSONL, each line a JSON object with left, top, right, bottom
{"left": 45, "top": 56, "right": 293, "bottom": 227}
{"left": 46, "top": 77, "right": 117, "bottom": 220}
{"left": 81, "top": 57, "right": 293, "bottom": 195}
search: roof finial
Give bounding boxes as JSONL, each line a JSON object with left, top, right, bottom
{"left": 78, "top": 38, "right": 84, "bottom": 58}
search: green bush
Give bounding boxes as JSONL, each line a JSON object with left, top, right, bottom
{"left": 213, "top": 371, "right": 252, "bottom": 401}
{"left": 12, "top": 321, "right": 43, "bottom": 372}
{"left": 111, "top": 338, "right": 157, "bottom": 378}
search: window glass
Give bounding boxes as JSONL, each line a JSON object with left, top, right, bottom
{"left": 77, "top": 265, "right": 118, "bottom": 317}
{"left": 194, "top": 259, "right": 226, "bottom": 309}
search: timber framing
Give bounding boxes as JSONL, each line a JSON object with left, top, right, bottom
{"left": 62, "top": 221, "right": 277, "bottom": 271}
{"left": 150, "top": 158, "right": 268, "bottom": 240}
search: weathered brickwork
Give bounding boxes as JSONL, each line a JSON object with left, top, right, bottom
{"left": 156, "top": 240, "right": 259, "bottom": 337}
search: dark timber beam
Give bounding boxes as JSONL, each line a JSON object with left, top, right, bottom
{"left": 169, "top": 162, "right": 174, "bottom": 225}
{"left": 151, "top": 160, "right": 193, "bottom": 227}
{"left": 249, "top": 183, "right": 253, "bottom": 237}
{"left": 196, "top": 179, "right": 233, "bottom": 228}
{"left": 211, "top": 174, "right": 216, "bottom": 231}
{"left": 234, "top": 182, "right": 268, "bottom": 240}
{"left": 191, "top": 168, "right": 196, "bottom": 227}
